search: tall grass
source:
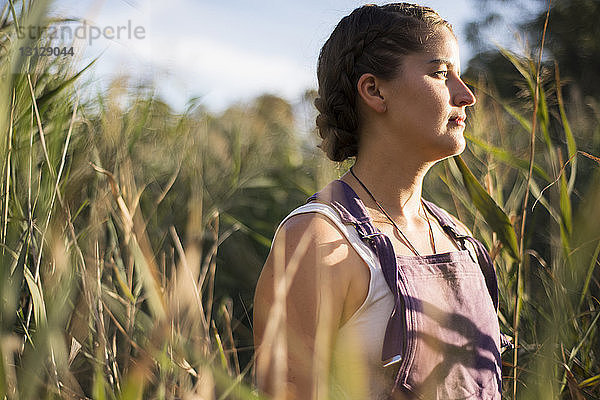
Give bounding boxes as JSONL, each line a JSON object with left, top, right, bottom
{"left": 0, "top": 1, "right": 334, "bottom": 398}
{"left": 432, "top": 48, "right": 600, "bottom": 399}
{"left": 0, "top": 0, "right": 598, "bottom": 399}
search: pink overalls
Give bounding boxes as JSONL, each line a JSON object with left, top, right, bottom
{"left": 309, "top": 180, "right": 502, "bottom": 399}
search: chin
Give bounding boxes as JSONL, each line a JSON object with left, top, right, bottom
{"left": 452, "top": 136, "right": 467, "bottom": 155}
{"left": 432, "top": 135, "right": 466, "bottom": 161}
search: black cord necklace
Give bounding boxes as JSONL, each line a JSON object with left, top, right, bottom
{"left": 349, "top": 166, "right": 437, "bottom": 256}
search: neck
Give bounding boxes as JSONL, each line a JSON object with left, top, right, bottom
{"left": 344, "top": 153, "right": 435, "bottom": 223}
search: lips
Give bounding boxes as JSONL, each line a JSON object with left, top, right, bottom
{"left": 448, "top": 114, "right": 466, "bottom": 126}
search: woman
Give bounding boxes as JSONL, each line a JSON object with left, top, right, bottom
{"left": 253, "top": 3, "right": 502, "bottom": 399}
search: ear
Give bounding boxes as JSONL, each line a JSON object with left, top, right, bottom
{"left": 357, "top": 73, "right": 387, "bottom": 113}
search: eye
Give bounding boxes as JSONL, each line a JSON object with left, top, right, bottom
{"left": 432, "top": 70, "right": 448, "bottom": 79}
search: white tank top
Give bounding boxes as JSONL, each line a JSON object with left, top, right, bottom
{"left": 278, "top": 203, "right": 395, "bottom": 399}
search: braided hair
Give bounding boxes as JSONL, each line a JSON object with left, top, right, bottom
{"left": 315, "top": 3, "right": 453, "bottom": 161}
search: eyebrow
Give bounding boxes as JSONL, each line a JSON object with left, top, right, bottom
{"left": 428, "top": 58, "right": 460, "bottom": 75}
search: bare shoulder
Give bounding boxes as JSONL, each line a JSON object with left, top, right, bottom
{"left": 277, "top": 211, "right": 347, "bottom": 245}
{"left": 263, "top": 211, "right": 361, "bottom": 279}
{"left": 255, "top": 210, "right": 367, "bottom": 329}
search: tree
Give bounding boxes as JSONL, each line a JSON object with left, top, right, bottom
{"left": 465, "top": 0, "right": 600, "bottom": 100}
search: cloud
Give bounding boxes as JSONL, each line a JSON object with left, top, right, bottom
{"left": 130, "top": 34, "right": 315, "bottom": 109}
{"left": 64, "top": 0, "right": 475, "bottom": 111}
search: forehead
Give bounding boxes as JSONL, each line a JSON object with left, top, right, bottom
{"left": 412, "top": 28, "right": 461, "bottom": 69}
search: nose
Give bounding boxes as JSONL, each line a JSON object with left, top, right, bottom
{"left": 451, "top": 76, "right": 476, "bottom": 107}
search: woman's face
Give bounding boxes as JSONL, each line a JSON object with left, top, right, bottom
{"left": 376, "top": 27, "right": 476, "bottom": 161}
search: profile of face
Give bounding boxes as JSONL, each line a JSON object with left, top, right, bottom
{"left": 358, "top": 27, "right": 476, "bottom": 162}
{"left": 315, "top": 4, "right": 476, "bottom": 163}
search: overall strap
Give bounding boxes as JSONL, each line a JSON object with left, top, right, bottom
{"left": 307, "top": 180, "right": 409, "bottom": 364}
{"left": 422, "top": 200, "right": 499, "bottom": 311}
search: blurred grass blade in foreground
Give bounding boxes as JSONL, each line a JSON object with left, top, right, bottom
{"left": 453, "top": 155, "right": 520, "bottom": 260}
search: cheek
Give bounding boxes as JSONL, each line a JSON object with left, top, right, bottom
{"left": 388, "top": 80, "right": 449, "bottom": 125}
{"left": 429, "top": 85, "right": 450, "bottom": 109}
{"left": 414, "top": 83, "right": 447, "bottom": 111}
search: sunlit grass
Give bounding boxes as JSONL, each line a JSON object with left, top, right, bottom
{"left": 0, "top": 1, "right": 598, "bottom": 399}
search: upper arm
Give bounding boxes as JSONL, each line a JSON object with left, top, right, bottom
{"left": 253, "top": 213, "right": 356, "bottom": 398}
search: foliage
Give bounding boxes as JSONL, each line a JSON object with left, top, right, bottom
{"left": 466, "top": 0, "right": 600, "bottom": 100}
{"left": 433, "top": 46, "right": 600, "bottom": 398}
{"left": 0, "top": 1, "right": 336, "bottom": 398}
{"left": 462, "top": 13, "right": 600, "bottom": 398}
{"left": 0, "top": 0, "right": 598, "bottom": 399}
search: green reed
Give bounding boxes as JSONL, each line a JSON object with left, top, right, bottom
{"left": 0, "top": 0, "right": 598, "bottom": 399}
{"left": 0, "top": 1, "right": 320, "bottom": 398}
{"left": 433, "top": 46, "right": 600, "bottom": 399}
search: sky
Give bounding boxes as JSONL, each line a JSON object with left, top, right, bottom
{"left": 49, "top": 0, "right": 498, "bottom": 113}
